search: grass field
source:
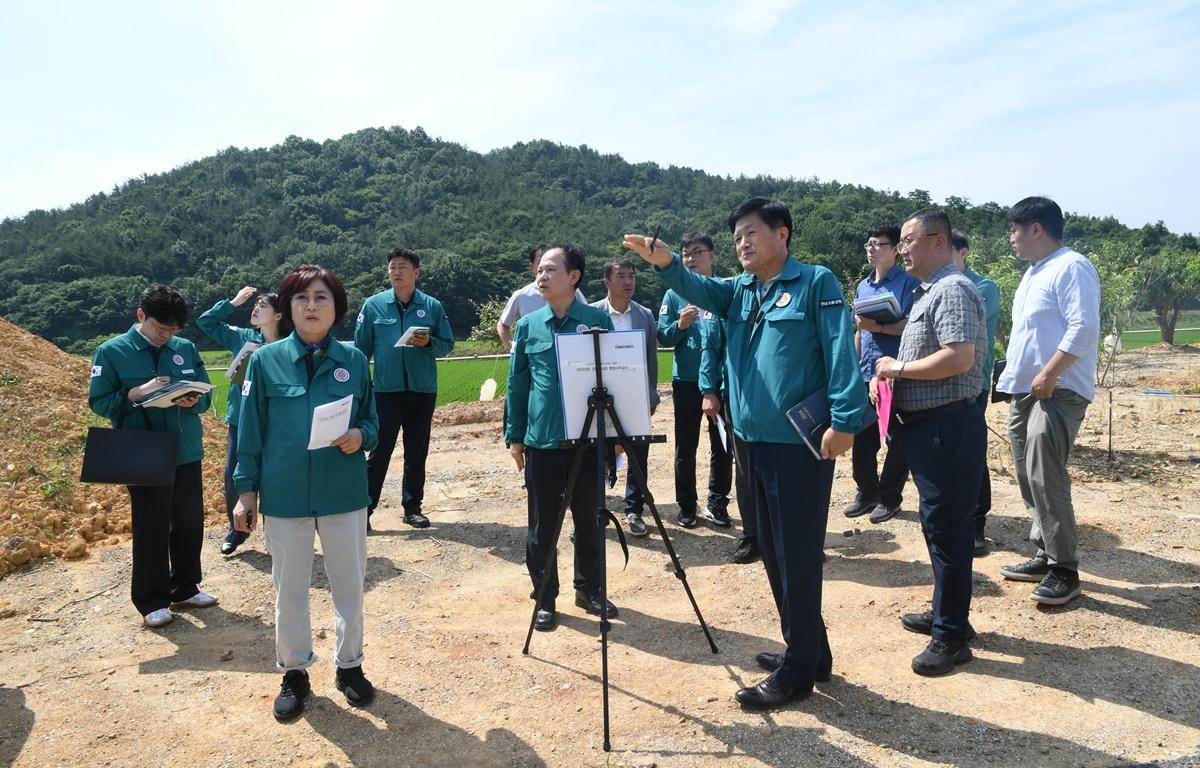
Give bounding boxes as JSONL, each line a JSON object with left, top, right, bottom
{"left": 1119, "top": 327, "right": 1200, "bottom": 350}
{"left": 200, "top": 349, "right": 676, "bottom": 413}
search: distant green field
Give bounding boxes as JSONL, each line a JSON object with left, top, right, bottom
{"left": 201, "top": 349, "right": 674, "bottom": 411}
{"left": 1119, "top": 328, "right": 1200, "bottom": 350}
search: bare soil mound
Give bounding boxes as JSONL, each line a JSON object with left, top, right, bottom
{"left": 0, "top": 317, "right": 226, "bottom": 578}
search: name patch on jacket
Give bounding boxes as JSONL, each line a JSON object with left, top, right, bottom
{"left": 819, "top": 298, "right": 844, "bottom": 309}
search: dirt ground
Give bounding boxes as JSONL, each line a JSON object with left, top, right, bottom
{"left": 1, "top": 346, "right": 1198, "bottom": 768}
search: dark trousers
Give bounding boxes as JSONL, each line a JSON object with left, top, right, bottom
{"left": 729, "top": 403, "right": 757, "bottom": 545}
{"left": 367, "top": 391, "right": 437, "bottom": 516}
{"left": 672, "top": 381, "right": 732, "bottom": 513}
{"left": 525, "top": 446, "right": 602, "bottom": 608}
{"left": 850, "top": 385, "right": 909, "bottom": 507}
{"left": 222, "top": 425, "right": 247, "bottom": 544}
{"left": 623, "top": 442, "right": 651, "bottom": 515}
{"left": 974, "top": 391, "right": 992, "bottom": 533}
{"left": 127, "top": 460, "right": 204, "bottom": 615}
{"left": 750, "top": 442, "right": 834, "bottom": 689}
{"left": 898, "top": 402, "right": 985, "bottom": 642}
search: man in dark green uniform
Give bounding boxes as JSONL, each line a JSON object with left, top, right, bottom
{"left": 625, "top": 198, "right": 867, "bottom": 709}
{"left": 355, "top": 247, "right": 455, "bottom": 529}
{"left": 88, "top": 284, "right": 216, "bottom": 628}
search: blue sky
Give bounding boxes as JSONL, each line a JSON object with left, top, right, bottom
{"left": 2, "top": 0, "right": 1198, "bottom": 234}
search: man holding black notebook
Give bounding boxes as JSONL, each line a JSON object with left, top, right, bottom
{"left": 624, "top": 198, "right": 867, "bottom": 709}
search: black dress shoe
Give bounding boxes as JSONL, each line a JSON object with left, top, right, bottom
{"left": 403, "top": 511, "right": 431, "bottom": 528}
{"left": 735, "top": 675, "right": 812, "bottom": 709}
{"left": 754, "top": 652, "right": 830, "bottom": 682}
{"left": 973, "top": 532, "right": 989, "bottom": 557}
{"left": 731, "top": 541, "right": 760, "bottom": 564}
{"left": 220, "top": 529, "right": 246, "bottom": 555}
{"left": 574, "top": 589, "right": 618, "bottom": 618}
{"left": 899, "top": 610, "right": 977, "bottom": 641}
{"left": 534, "top": 608, "right": 557, "bottom": 631}
{"left": 273, "top": 670, "right": 311, "bottom": 722}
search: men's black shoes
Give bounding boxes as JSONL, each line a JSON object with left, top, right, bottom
{"left": 753, "top": 652, "right": 830, "bottom": 682}
{"left": 335, "top": 665, "right": 375, "bottom": 707}
{"left": 220, "top": 529, "right": 247, "bottom": 556}
{"left": 1031, "top": 567, "right": 1082, "bottom": 606}
{"left": 677, "top": 509, "right": 698, "bottom": 528}
{"left": 731, "top": 540, "right": 760, "bottom": 564}
{"left": 1000, "top": 555, "right": 1051, "bottom": 582}
{"left": 973, "top": 532, "right": 989, "bottom": 557}
{"left": 625, "top": 513, "right": 648, "bottom": 538}
{"left": 403, "top": 511, "right": 431, "bottom": 529}
{"left": 735, "top": 675, "right": 812, "bottom": 709}
{"left": 273, "top": 669, "right": 311, "bottom": 722}
{"left": 868, "top": 503, "right": 900, "bottom": 524}
{"left": 575, "top": 589, "right": 619, "bottom": 618}
{"left": 899, "top": 611, "right": 977, "bottom": 641}
{"left": 842, "top": 497, "right": 876, "bottom": 518}
{"left": 912, "top": 638, "right": 972, "bottom": 676}
{"left": 701, "top": 506, "right": 732, "bottom": 527}
{"left": 534, "top": 607, "right": 557, "bottom": 631}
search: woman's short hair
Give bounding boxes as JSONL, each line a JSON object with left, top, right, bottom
{"left": 276, "top": 265, "right": 348, "bottom": 327}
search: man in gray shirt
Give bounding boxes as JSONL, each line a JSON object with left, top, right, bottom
{"left": 874, "top": 208, "right": 986, "bottom": 677}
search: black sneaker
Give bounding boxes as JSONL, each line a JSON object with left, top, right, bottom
{"left": 403, "top": 511, "right": 431, "bottom": 529}
{"left": 899, "top": 610, "right": 977, "bottom": 641}
{"left": 912, "top": 638, "right": 972, "bottom": 676}
{"left": 842, "top": 496, "right": 877, "bottom": 518}
{"left": 701, "top": 506, "right": 732, "bottom": 527}
{"left": 731, "top": 540, "right": 760, "bottom": 564}
{"left": 868, "top": 503, "right": 900, "bottom": 524}
{"left": 1031, "top": 567, "right": 1081, "bottom": 606}
{"left": 625, "top": 513, "right": 648, "bottom": 538}
{"left": 677, "top": 509, "right": 698, "bottom": 528}
{"left": 973, "top": 532, "right": 989, "bottom": 557}
{"left": 273, "top": 670, "right": 311, "bottom": 722}
{"left": 1000, "top": 555, "right": 1050, "bottom": 582}
{"left": 335, "top": 665, "right": 376, "bottom": 707}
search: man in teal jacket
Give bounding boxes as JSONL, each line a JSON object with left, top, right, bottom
{"left": 88, "top": 284, "right": 216, "bottom": 628}
{"left": 354, "top": 247, "right": 454, "bottom": 529}
{"left": 658, "top": 232, "right": 733, "bottom": 528}
{"left": 625, "top": 198, "right": 867, "bottom": 709}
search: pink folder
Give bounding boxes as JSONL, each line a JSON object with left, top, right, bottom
{"left": 877, "top": 378, "right": 893, "bottom": 443}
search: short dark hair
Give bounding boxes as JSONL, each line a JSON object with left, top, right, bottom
{"left": 542, "top": 242, "right": 586, "bottom": 289}
{"left": 257, "top": 292, "right": 294, "bottom": 336}
{"left": 868, "top": 223, "right": 901, "bottom": 245}
{"left": 277, "top": 265, "right": 349, "bottom": 326}
{"left": 1006, "top": 196, "right": 1064, "bottom": 241}
{"left": 387, "top": 247, "right": 420, "bottom": 268}
{"left": 950, "top": 229, "right": 970, "bottom": 252}
{"left": 906, "top": 207, "right": 953, "bottom": 240}
{"left": 681, "top": 231, "right": 714, "bottom": 252}
{"left": 139, "top": 284, "right": 188, "bottom": 328}
{"left": 603, "top": 258, "right": 637, "bottom": 279}
{"left": 527, "top": 243, "right": 550, "bottom": 265}
{"left": 728, "top": 198, "right": 793, "bottom": 247}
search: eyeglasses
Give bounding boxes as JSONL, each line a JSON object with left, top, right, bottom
{"left": 682, "top": 248, "right": 711, "bottom": 259}
{"left": 896, "top": 233, "right": 940, "bottom": 252}
{"left": 864, "top": 239, "right": 892, "bottom": 250}
{"left": 290, "top": 293, "right": 333, "bottom": 307}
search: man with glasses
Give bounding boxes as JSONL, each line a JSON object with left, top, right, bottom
{"left": 996, "top": 197, "right": 1100, "bottom": 606}
{"left": 845, "top": 224, "right": 920, "bottom": 524}
{"left": 873, "top": 209, "right": 986, "bottom": 676}
{"left": 658, "top": 232, "right": 733, "bottom": 529}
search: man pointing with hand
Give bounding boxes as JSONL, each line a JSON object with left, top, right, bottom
{"left": 624, "top": 197, "right": 867, "bottom": 709}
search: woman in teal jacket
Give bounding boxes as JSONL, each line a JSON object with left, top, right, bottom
{"left": 197, "top": 286, "right": 289, "bottom": 554}
{"left": 232, "top": 265, "right": 379, "bottom": 723}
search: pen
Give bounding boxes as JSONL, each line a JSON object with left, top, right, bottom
{"left": 648, "top": 225, "right": 661, "bottom": 257}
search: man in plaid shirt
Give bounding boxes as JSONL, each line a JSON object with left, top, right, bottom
{"left": 874, "top": 208, "right": 987, "bottom": 677}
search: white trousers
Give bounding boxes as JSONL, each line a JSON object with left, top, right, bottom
{"left": 263, "top": 508, "right": 368, "bottom": 671}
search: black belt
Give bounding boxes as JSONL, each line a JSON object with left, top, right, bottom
{"left": 895, "top": 398, "right": 973, "bottom": 426}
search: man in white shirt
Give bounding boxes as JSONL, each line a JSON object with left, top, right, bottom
{"left": 995, "top": 197, "right": 1100, "bottom": 606}
{"left": 591, "top": 259, "right": 660, "bottom": 537}
{"left": 497, "top": 244, "right": 586, "bottom": 349}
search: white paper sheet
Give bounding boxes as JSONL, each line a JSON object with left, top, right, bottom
{"left": 715, "top": 413, "right": 729, "bottom": 454}
{"left": 225, "top": 341, "right": 261, "bottom": 379}
{"left": 555, "top": 330, "right": 652, "bottom": 440}
{"left": 307, "top": 394, "right": 353, "bottom": 450}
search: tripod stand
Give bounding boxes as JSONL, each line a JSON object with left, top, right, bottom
{"left": 521, "top": 328, "right": 718, "bottom": 753}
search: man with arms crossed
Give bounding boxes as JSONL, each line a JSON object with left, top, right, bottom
{"left": 996, "top": 197, "right": 1100, "bottom": 606}
{"left": 626, "top": 198, "right": 867, "bottom": 709}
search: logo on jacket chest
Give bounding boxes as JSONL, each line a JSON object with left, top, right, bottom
{"left": 333, "top": 368, "right": 350, "bottom": 383}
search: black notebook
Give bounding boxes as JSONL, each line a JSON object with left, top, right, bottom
{"left": 786, "top": 390, "right": 879, "bottom": 460}
{"left": 853, "top": 293, "right": 903, "bottom": 324}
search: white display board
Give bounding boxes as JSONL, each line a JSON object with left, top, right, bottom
{"left": 555, "top": 329, "right": 653, "bottom": 440}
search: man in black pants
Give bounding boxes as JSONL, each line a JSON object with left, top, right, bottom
{"left": 658, "top": 232, "right": 733, "bottom": 528}
{"left": 355, "top": 247, "right": 455, "bottom": 529}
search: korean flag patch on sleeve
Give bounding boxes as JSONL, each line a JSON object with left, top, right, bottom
{"left": 90, "top": 365, "right": 102, "bottom": 378}
{"left": 242, "top": 379, "right": 252, "bottom": 397}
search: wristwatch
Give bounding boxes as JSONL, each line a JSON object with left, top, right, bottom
{"left": 891, "top": 360, "right": 905, "bottom": 379}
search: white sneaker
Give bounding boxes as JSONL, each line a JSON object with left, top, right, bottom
{"left": 143, "top": 608, "right": 174, "bottom": 627}
{"left": 172, "top": 591, "right": 219, "bottom": 608}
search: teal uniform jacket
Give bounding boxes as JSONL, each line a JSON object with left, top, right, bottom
{"left": 964, "top": 268, "right": 1000, "bottom": 392}
{"left": 504, "top": 300, "right": 615, "bottom": 450}
{"left": 354, "top": 289, "right": 454, "bottom": 394}
{"left": 87, "top": 325, "right": 212, "bottom": 465}
{"left": 698, "top": 314, "right": 728, "bottom": 400}
{"left": 657, "top": 253, "right": 868, "bottom": 444}
{"left": 196, "top": 299, "right": 264, "bottom": 426}
{"left": 657, "top": 289, "right": 708, "bottom": 382}
{"left": 234, "top": 333, "right": 380, "bottom": 518}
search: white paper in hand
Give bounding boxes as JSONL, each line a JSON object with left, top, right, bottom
{"left": 479, "top": 377, "right": 497, "bottom": 401}
{"left": 307, "top": 394, "right": 354, "bottom": 450}
{"left": 715, "top": 414, "right": 730, "bottom": 454}
{"left": 394, "top": 326, "right": 430, "bottom": 347}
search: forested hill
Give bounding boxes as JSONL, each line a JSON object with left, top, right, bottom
{"left": 0, "top": 126, "right": 1192, "bottom": 353}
